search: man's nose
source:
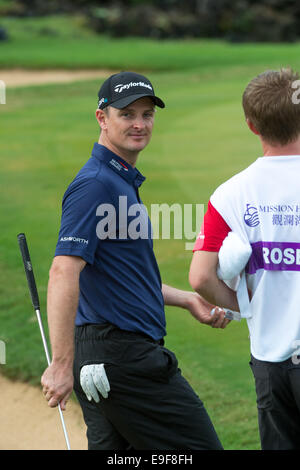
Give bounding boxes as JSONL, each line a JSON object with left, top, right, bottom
{"left": 132, "top": 117, "right": 146, "bottom": 129}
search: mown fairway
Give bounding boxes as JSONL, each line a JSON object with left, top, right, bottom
{"left": 2, "top": 15, "right": 300, "bottom": 450}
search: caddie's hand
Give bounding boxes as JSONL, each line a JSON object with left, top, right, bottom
{"left": 187, "top": 292, "right": 230, "bottom": 329}
{"left": 41, "top": 362, "right": 74, "bottom": 410}
{"left": 80, "top": 364, "right": 110, "bottom": 403}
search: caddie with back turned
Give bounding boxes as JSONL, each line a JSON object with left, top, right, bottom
{"left": 41, "top": 71, "right": 228, "bottom": 450}
{"left": 189, "top": 68, "right": 300, "bottom": 450}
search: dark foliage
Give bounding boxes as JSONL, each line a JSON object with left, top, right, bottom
{"left": 3, "top": 0, "right": 300, "bottom": 42}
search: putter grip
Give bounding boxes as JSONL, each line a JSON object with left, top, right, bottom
{"left": 17, "top": 233, "right": 40, "bottom": 310}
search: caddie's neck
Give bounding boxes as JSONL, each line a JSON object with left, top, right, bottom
{"left": 261, "top": 135, "right": 300, "bottom": 157}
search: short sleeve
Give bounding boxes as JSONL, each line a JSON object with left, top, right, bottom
{"left": 193, "top": 200, "right": 231, "bottom": 252}
{"left": 55, "top": 177, "right": 112, "bottom": 265}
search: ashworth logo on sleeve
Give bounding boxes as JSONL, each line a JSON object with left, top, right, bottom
{"left": 60, "top": 236, "right": 89, "bottom": 245}
{"left": 114, "top": 82, "right": 153, "bottom": 94}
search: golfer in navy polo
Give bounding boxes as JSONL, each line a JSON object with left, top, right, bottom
{"left": 41, "top": 71, "right": 227, "bottom": 450}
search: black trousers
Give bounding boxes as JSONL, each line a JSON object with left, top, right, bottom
{"left": 250, "top": 354, "right": 300, "bottom": 450}
{"left": 73, "top": 323, "right": 223, "bottom": 450}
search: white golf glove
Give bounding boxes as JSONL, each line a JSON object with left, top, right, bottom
{"left": 80, "top": 364, "right": 110, "bottom": 403}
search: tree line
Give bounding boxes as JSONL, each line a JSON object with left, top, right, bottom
{"left": 2, "top": 0, "right": 300, "bottom": 42}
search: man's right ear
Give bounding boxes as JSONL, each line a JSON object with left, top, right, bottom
{"left": 246, "top": 118, "right": 260, "bottom": 136}
{"left": 95, "top": 109, "right": 108, "bottom": 130}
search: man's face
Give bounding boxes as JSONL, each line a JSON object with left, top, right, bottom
{"left": 98, "top": 97, "right": 155, "bottom": 160}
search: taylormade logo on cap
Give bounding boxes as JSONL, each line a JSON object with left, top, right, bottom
{"left": 97, "top": 71, "right": 165, "bottom": 110}
{"left": 114, "top": 82, "right": 153, "bottom": 94}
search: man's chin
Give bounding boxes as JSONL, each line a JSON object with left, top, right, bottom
{"left": 130, "top": 133, "right": 150, "bottom": 144}
{"left": 127, "top": 141, "right": 148, "bottom": 152}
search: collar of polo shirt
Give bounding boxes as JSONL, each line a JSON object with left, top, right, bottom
{"left": 91, "top": 143, "right": 146, "bottom": 188}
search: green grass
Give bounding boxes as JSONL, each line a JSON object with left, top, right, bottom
{"left": 1, "top": 14, "right": 300, "bottom": 72}
{"left": 2, "top": 14, "right": 300, "bottom": 449}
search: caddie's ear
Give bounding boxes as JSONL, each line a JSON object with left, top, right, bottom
{"left": 95, "top": 108, "right": 108, "bottom": 130}
{"left": 246, "top": 118, "right": 260, "bottom": 136}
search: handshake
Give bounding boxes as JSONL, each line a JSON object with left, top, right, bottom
{"left": 80, "top": 364, "right": 110, "bottom": 403}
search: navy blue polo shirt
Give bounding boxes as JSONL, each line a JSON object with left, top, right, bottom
{"left": 54, "top": 143, "right": 166, "bottom": 341}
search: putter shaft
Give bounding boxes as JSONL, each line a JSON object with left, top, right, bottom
{"left": 36, "top": 309, "right": 71, "bottom": 451}
{"left": 18, "top": 233, "right": 71, "bottom": 450}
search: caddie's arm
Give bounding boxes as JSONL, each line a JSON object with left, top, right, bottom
{"left": 41, "top": 255, "right": 86, "bottom": 409}
{"left": 161, "top": 283, "right": 229, "bottom": 328}
{"left": 189, "top": 250, "right": 239, "bottom": 311}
